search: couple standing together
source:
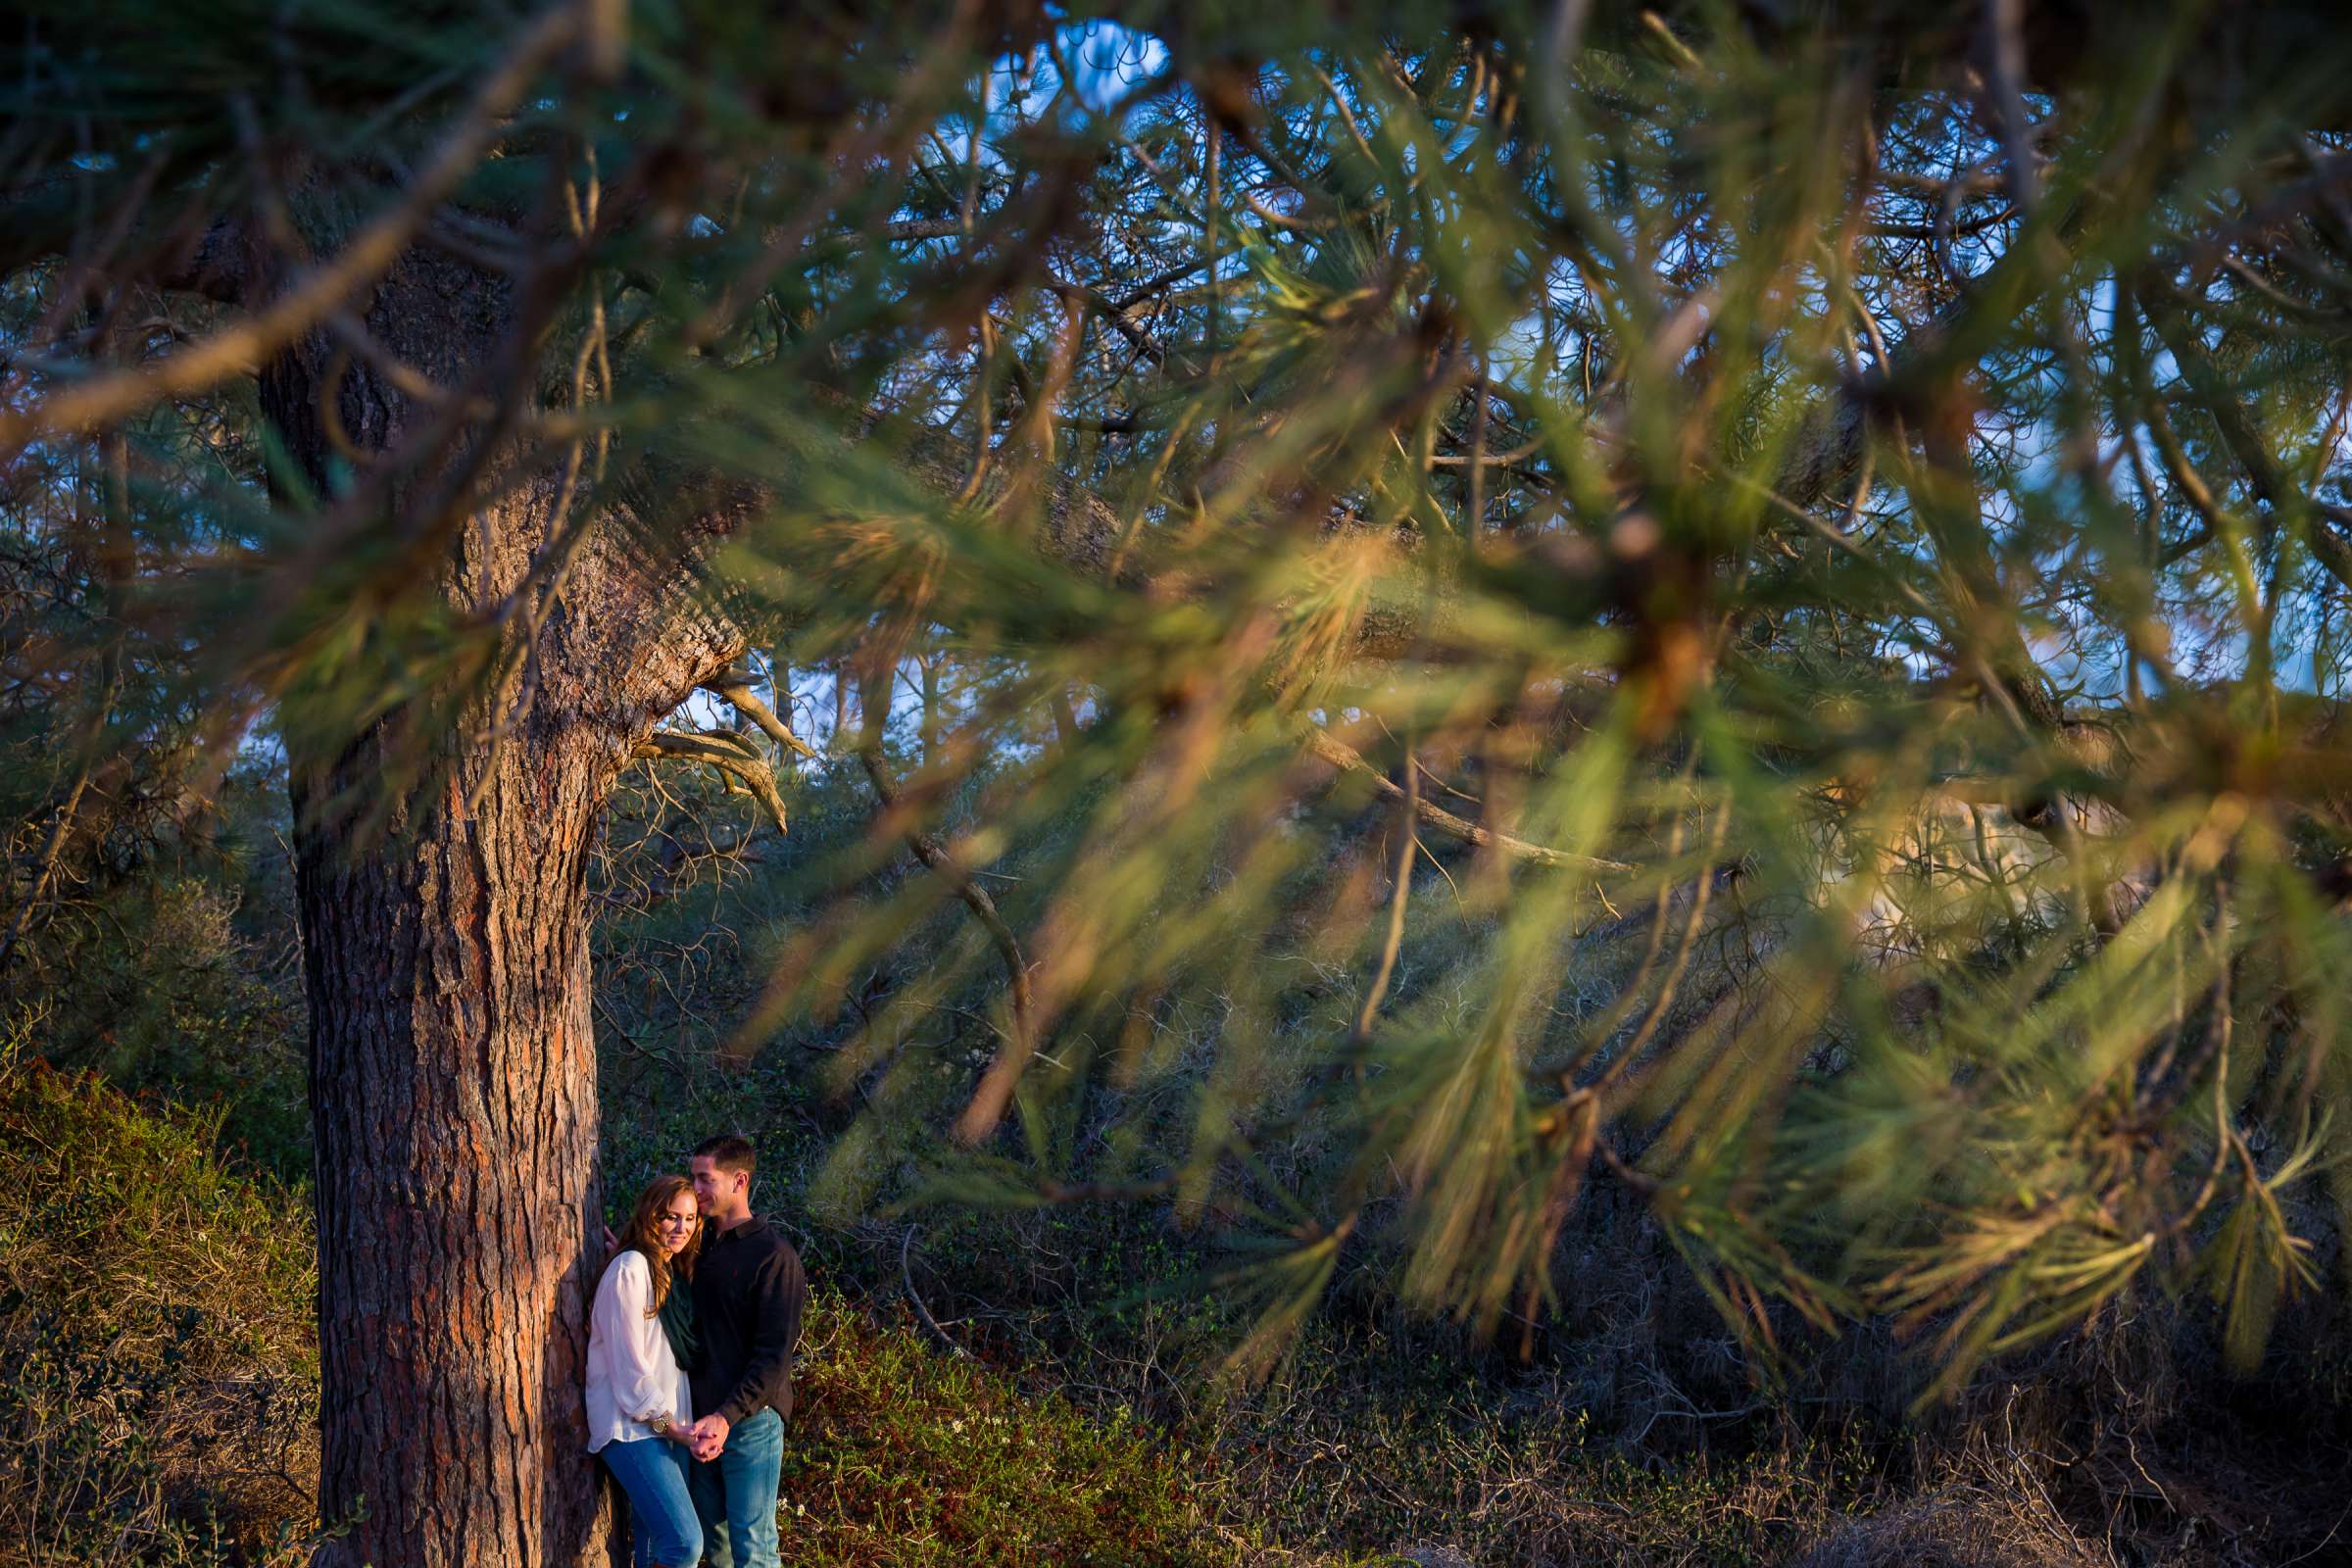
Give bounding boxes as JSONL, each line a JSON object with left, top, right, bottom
{"left": 586, "top": 1135, "right": 808, "bottom": 1568}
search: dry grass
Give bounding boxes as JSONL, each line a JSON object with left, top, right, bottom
{"left": 0, "top": 1052, "right": 318, "bottom": 1564}
{"left": 1790, "top": 1489, "right": 2108, "bottom": 1568}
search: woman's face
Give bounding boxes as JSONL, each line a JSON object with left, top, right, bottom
{"left": 654, "top": 1193, "right": 699, "bottom": 1258}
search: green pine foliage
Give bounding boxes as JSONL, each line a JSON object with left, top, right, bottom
{"left": 8, "top": 1, "right": 2352, "bottom": 1560}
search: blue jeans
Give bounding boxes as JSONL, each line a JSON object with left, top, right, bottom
{"left": 601, "top": 1435, "right": 703, "bottom": 1567}
{"left": 687, "top": 1407, "right": 784, "bottom": 1568}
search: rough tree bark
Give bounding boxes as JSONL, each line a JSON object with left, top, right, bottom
{"left": 264, "top": 243, "right": 738, "bottom": 1568}
{"left": 292, "top": 720, "right": 614, "bottom": 1566}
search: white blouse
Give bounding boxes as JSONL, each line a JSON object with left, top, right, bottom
{"left": 584, "top": 1250, "right": 693, "bottom": 1452}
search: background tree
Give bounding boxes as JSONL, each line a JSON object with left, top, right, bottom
{"left": 6, "top": 3, "right": 2352, "bottom": 1565}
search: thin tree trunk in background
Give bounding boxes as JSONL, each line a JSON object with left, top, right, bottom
{"left": 772, "top": 652, "right": 793, "bottom": 771}
{"left": 920, "top": 650, "right": 941, "bottom": 769}
{"left": 727, "top": 654, "right": 759, "bottom": 739}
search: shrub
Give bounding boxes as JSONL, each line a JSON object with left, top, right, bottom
{"left": 3, "top": 864, "right": 309, "bottom": 1183}
{"left": 0, "top": 1048, "right": 318, "bottom": 1563}
{"left": 780, "top": 1297, "right": 1275, "bottom": 1567}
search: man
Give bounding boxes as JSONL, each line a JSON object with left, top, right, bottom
{"left": 683, "top": 1134, "right": 807, "bottom": 1568}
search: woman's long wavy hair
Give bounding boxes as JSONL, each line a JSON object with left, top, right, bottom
{"left": 622, "top": 1173, "right": 701, "bottom": 1317}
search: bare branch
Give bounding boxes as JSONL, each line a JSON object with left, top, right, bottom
{"left": 632, "top": 728, "right": 789, "bottom": 834}
{"left": 900, "top": 1225, "right": 974, "bottom": 1361}
{"left": 1304, "top": 726, "right": 1633, "bottom": 875}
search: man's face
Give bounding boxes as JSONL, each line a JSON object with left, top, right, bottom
{"left": 689, "top": 1155, "right": 740, "bottom": 1216}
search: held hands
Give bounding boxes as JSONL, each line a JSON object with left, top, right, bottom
{"left": 686, "top": 1413, "right": 730, "bottom": 1462}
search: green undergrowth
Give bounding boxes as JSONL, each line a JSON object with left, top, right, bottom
{"left": 593, "top": 1048, "right": 1912, "bottom": 1567}
{"left": 594, "top": 1020, "right": 2352, "bottom": 1568}
{"left": 15, "top": 1043, "right": 2336, "bottom": 1567}
{"left": 784, "top": 1296, "right": 1303, "bottom": 1567}
{"left": 0, "top": 1041, "right": 1892, "bottom": 1568}
{"left": 0, "top": 1046, "right": 318, "bottom": 1565}
{"left": 0, "top": 1053, "right": 1337, "bottom": 1567}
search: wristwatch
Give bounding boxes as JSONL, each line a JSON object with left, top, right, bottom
{"left": 648, "top": 1412, "right": 674, "bottom": 1437}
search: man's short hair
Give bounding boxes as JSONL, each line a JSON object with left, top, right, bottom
{"left": 692, "top": 1133, "right": 756, "bottom": 1178}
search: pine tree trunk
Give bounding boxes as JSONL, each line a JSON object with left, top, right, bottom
{"left": 264, "top": 242, "right": 740, "bottom": 1567}
{"left": 295, "top": 727, "right": 612, "bottom": 1567}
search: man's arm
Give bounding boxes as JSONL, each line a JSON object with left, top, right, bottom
{"left": 714, "top": 1243, "right": 807, "bottom": 1428}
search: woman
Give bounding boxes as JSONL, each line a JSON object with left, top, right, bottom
{"left": 588, "top": 1174, "right": 705, "bottom": 1568}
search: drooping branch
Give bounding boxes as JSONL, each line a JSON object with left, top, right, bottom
{"left": 698, "top": 660, "right": 821, "bottom": 763}
{"left": 855, "top": 743, "right": 1037, "bottom": 1142}
{"left": 632, "top": 728, "right": 789, "bottom": 834}
{"left": 1348, "top": 746, "right": 1420, "bottom": 1052}
{"left": 0, "top": 763, "right": 96, "bottom": 972}
{"left": 0, "top": 3, "right": 586, "bottom": 460}
{"left": 899, "top": 1225, "right": 974, "bottom": 1361}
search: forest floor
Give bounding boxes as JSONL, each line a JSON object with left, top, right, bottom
{"left": 2, "top": 1053, "right": 2345, "bottom": 1566}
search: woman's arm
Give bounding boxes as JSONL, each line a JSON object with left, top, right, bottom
{"left": 591, "top": 1253, "right": 682, "bottom": 1434}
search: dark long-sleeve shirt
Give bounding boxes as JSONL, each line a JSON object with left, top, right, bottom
{"left": 688, "top": 1214, "right": 807, "bottom": 1427}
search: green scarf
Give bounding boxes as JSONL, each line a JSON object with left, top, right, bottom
{"left": 656, "top": 1266, "right": 700, "bottom": 1372}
